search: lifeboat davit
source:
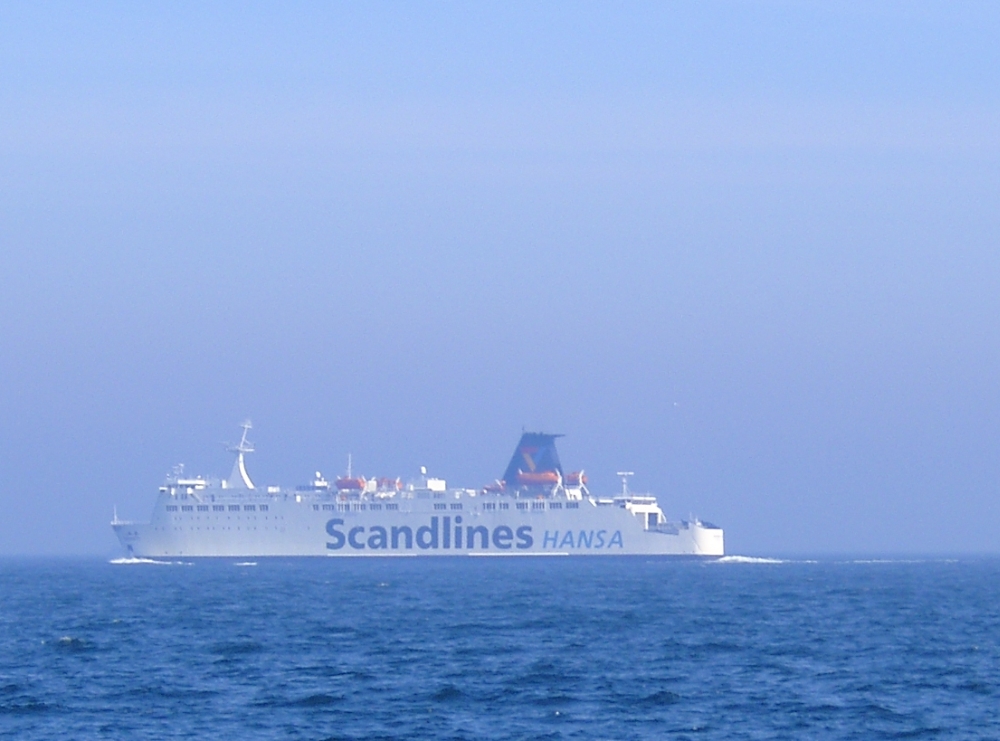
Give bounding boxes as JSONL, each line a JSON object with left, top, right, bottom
{"left": 516, "top": 470, "right": 560, "bottom": 486}
{"left": 482, "top": 480, "right": 506, "bottom": 493}
{"left": 565, "top": 471, "right": 587, "bottom": 486}
{"left": 377, "top": 477, "right": 402, "bottom": 491}
{"left": 335, "top": 476, "right": 366, "bottom": 491}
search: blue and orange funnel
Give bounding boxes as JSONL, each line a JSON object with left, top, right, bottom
{"left": 502, "top": 432, "right": 564, "bottom": 487}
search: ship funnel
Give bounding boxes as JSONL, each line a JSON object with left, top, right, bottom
{"left": 502, "top": 432, "right": 564, "bottom": 486}
{"left": 226, "top": 421, "right": 256, "bottom": 489}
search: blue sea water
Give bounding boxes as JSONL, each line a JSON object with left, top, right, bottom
{"left": 1, "top": 557, "right": 998, "bottom": 740}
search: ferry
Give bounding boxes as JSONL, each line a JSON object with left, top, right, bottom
{"left": 112, "top": 423, "right": 724, "bottom": 557}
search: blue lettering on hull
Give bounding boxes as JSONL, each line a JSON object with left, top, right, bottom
{"left": 326, "top": 518, "right": 533, "bottom": 552}
{"left": 325, "top": 519, "right": 621, "bottom": 552}
{"left": 543, "top": 530, "right": 624, "bottom": 550}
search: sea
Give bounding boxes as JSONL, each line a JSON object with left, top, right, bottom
{"left": 1, "top": 556, "right": 998, "bottom": 740}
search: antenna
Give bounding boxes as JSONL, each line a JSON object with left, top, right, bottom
{"left": 347, "top": 453, "right": 352, "bottom": 479}
{"left": 616, "top": 471, "right": 634, "bottom": 496}
{"left": 228, "top": 420, "right": 255, "bottom": 455}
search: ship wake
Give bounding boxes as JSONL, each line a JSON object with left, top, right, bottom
{"left": 715, "top": 555, "right": 786, "bottom": 564}
{"left": 109, "top": 557, "right": 191, "bottom": 565}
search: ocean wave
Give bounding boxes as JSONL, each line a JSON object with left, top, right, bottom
{"left": 109, "top": 557, "right": 193, "bottom": 565}
{"left": 0, "top": 700, "right": 55, "bottom": 716}
{"left": 210, "top": 640, "right": 264, "bottom": 658}
{"left": 295, "top": 693, "right": 342, "bottom": 707}
{"left": 715, "top": 555, "right": 786, "bottom": 564}
{"left": 849, "top": 559, "right": 959, "bottom": 564}
{"left": 48, "top": 636, "right": 94, "bottom": 653}
{"left": 430, "top": 684, "right": 466, "bottom": 702}
{"left": 109, "top": 557, "right": 173, "bottom": 565}
{"left": 233, "top": 562, "right": 257, "bottom": 567}
{"left": 638, "top": 689, "right": 681, "bottom": 707}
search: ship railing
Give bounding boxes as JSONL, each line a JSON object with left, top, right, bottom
{"left": 164, "top": 476, "right": 212, "bottom": 488}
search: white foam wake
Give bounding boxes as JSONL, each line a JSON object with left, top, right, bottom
{"left": 715, "top": 555, "right": 786, "bottom": 564}
{"left": 109, "top": 557, "right": 174, "bottom": 565}
{"left": 233, "top": 562, "right": 257, "bottom": 567}
{"left": 109, "top": 557, "right": 193, "bottom": 565}
{"left": 849, "top": 559, "right": 957, "bottom": 564}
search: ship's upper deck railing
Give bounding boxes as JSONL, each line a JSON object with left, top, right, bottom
{"left": 158, "top": 456, "right": 613, "bottom": 507}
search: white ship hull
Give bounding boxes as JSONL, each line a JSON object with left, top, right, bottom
{"left": 112, "top": 427, "right": 724, "bottom": 558}
{"left": 113, "top": 494, "right": 724, "bottom": 557}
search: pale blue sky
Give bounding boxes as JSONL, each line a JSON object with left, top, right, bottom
{"left": 1, "top": 2, "right": 999, "bottom": 554}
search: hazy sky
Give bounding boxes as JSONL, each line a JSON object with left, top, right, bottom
{"left": 2, "top": 2, "right": 999, "bottom": 555}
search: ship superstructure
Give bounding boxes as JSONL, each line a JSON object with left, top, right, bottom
{"left": 112, "top": 424, "right": 724, "bottom": 557}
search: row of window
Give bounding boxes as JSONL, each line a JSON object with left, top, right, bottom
{"left": 479, "top": 501, "right": 579, "bottom": 511}
{"left": 165, "top": 504, "right": 269, "bottom": 513}
{"left": 311, "top": 503, "right": 402, "bottom": 512}
{"left": 167, "top": 500, "right": 577, "bottom": 514}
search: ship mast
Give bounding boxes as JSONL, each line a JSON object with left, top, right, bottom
{"left": 226, "top": 420, "right": 256, "bottom": 489}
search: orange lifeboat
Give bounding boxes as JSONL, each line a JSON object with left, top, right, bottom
{"left": 335, "top": 476, "right": 366, "bottom": 491}
{"left": 516, "top": 471, "right": 560, "bottom": 486}
{"left": 565, "top": 471, "right": 587, "bottom": 486}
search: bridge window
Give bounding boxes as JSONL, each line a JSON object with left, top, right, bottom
{"left": 197, "top": 505, "right": 209, "bottom": 512}
{"left": 499, "top": 503, "right": 509, "bottom": 510}
{"left": 531, "top": 502, "right": 544, "bottom": 510}
{"left": 516, "top": 503, "right": 527, "bottom": 510}
{"left": 244, "top": 505, "right": 256, "bottom": 511}
{"left": 213, "top": 505, "right": 225, "bottom": 512}
{"left": 228, "top": 505, "right": 240, "bottom": 512}
{"left": 385, "top": 503, "right": 399, "bottom": 511}
{"left": 338, "top": 504, "right": 349, "bottom": 512}
{"left": 434, "top": 503, "right": 447, "bottom": 510}
{"left": 450, "top": 503, "right": 463, "bottom": 510}
{"left": 181, "top": 505, "right": 193, "bottom": 512}
{"left": 259, "top": 505, "right": 268, "bottom": 512}
{"left": 322, "top": 504, "right": 335, "bottom": 511}
{"left": 549, "top": 502, "right": 562, "bottom": 509}
{"left": 165, "top": 505, "right": 178, "bottom": 512}
{"left": 566, "top": 502, "right": 579, "bottom": 509}
{"left": 370, "top": 504, "right": 382, "bottom": 511}
{"left": 313, "top": 504, "right": 320, "bottom": 511}
{"left": 482, "top": 503, "right": 496, "bottom": 511}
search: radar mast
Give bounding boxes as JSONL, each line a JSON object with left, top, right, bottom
{"left": 226, "top": 421, "right": 256, "bottom": 489}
